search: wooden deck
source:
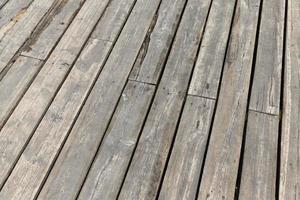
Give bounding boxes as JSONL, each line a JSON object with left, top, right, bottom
{"left": 0, "top": 0, "right": 298, "bottom": 199}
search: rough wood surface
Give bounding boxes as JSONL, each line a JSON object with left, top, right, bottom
{"left": 249, "top": 0, "right": 285, "bottom": 115}
{"left": 77, "top": 81, "right": 154, "bottom": 200}
{"left": 0, "top": 39, "right": 111, "bottom": 200}
{"left": 0, "top": 56, "right": 42, "bottom": 128}
{"left": 0, "top": 0, "right": 295, "bottom": 198}
{"left": 0, "top": 0, "right": 33, "bottom": 37}
{"left": 188, "top": 0, "right": 236, "bottom": 99}
{"left": 0, "top": 0, "right": 86, "bottom": 129}
{"left": 91, "top": 0, "right": 136, "bottom": 41}
{"left": 129, "top": 0, "right": 186, "bottom": 84}
{"left": 0, "top": 0, "right": 56, "bottom": 74}
{"left": 239, "top": 111, "right": 279, "bottom": 200}
{"left": 22, "top": 0, "right": 85, "bottom": 60}
{"left": 280, "top": 0, "right": 300, "bottom": 199}
{"left": 118, "top": 0, "right": 212, "bottom": 198}
{"left": 0, "top": 0, "right": 110, "bottom": 189}
{"left": 159, "top": 96, "right": 215, "bottom": 200}
{"left": 197, "top": 0, "right": 262, "bottom": 199}
{"left": 33, "top": 0, "right": 161, "bottom": 198}
{"left": 0, "top": 0, "right": 9, "bottom": 9}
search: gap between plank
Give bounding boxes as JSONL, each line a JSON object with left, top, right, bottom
{"left": 0, "top": 0, "right": 10, "bottom": 10}
{"left": 154, "top": 0, "right": 215, "bottom": 198}
{"left": 115, "top": 0, "right": 188, "bottom": 198}
{"left": 32, "top": 0, "right": 137, "bottom": 198}
{"left": 0, "top": 0, "right": 62, "bottom": 79}
{"left": 60, "top": 0, "right": 145, "bottom": 198}
{"left": 0, "top": 0, "right": 88, "bottom": 132}
{"left": 19, "top": 54, "right": 44, "bottom": 61}
{"left": 194, "top": 0, "right": 239, "bottom": 198}
{"left": 0, "top": 0, "right": 112, "bottom": 192}
{"left": 234, "top": 0, "right": 264, "bottom": 198}
{"left": 187, "top": 94, "right": 216, "bottom": 101}
{"left": 130, "top": 79, "right": 156, "bottom": 86}
{"left": 276, "top": 0, "right": 288, "bottom": 198}
{"left": 248, "top": 108, "right": 279, "bottom": 117}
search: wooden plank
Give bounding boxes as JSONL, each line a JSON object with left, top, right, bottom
{"left": 21, "top": 0, "right": 85, "bottom": 60}
{"left": 129, "top": 0, "right": 186, "bottom": 84}
{"left": 280, "top": 0, "right": 300, "bottom": 199}
{"left": 0, "top": 0, "right": 131, "bottom": 137}
{"left": 1, "top": 0, "right": 137, "bottom": 194}
{"left": 239, "top": 111, "right": 279, "bottom": 200}
{"left": 197, "top": 0, "right": 262, "bottom": 199}
{"left": 0, "top": 0, "right": 86, "bottom": 128}
{"left": 188, "top": 0, "right": 236, "bottom": 99}
{"left": 0, "top": 0, "right": 56, "bottom": 74}
{"left": 249, "top": 0, "right": 285, "bottom": 115}
{"left": 35, "top": 0, "right": 160, "bottom": 197}
{"left": 0, "top": 56, "right": 42, "bottom": 128}
{"left": 76, "top": 81, "right": 154, "bottom": 200}
{"left": 2, "top": 0, "right": 134, "bottom": 195}
{"left": 118, "top": 0, "right": 212, "bottom": 199}
{"left": 0, "top": 0, "right": 110, "bottom": 189}
{"left": 0, "top": 0, "right": 85, "bottom": 125}
{"left": 0, "top": 39, "right": 112, "bottom": 200}
{"left": 91, "top": 0, "right": 136, "bottom": 41}
{"left": 158, "top": 96, "right": 215, "bottom": 200}
{"left": 239, "top": 111, "right": 278, "bottom": 199}
{"left": 0, "top": 0, "right": 33, "bottom": 36}
{"left": 0, "top": 0, "right": 9, "bottom": 9}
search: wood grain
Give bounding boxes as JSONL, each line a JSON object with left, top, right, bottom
{"left": 0, "top": 0, "right": 110, "bottom": 189}
{"left": 0, "top": 0, "right": 293, "bottom": 198}
{"left": 118, "top": 0, "right": 212, "bottom": 198}
{"left": 0, "top": 39, "right": 111, "bottom": 200}
{"left": 0, "top": 0, "right": 56, "bottom": 73}
{"left": 22, "top": 0, "right": 85, "bottom": 60}
{"left": 0, "top": 0, "right": 86, "bottom": 130}
{"left": 129, "top": 0, "right": 186, "bottom": 84}
{"left": 280, "top": 0, "right": 300, "bottom": 199}
{"left": 77, "top": 81, "right": 154, "bottom": 200}
{"left": 33, "top": 0, "right": 161, "bottom": 198}
{"left": 0, "top": 56, "right": 42, "bottom": 128}
{"left": 188, "top": 0, "right": 236, "bottom": 99}
{"left": 91, "top": 0, "right": 136, "bottom": 41}
{"left": 249, "top": 0, "right": 285, "bottom": 115}
{"left": 0, "top": 0, "right": 33, "bottom": 37}
{"left": 0, "top": 0, "right": 9, "bottom": 9}
{"left": 159, "top": 96, "right": 215, "bottom": 200}
{"left": 239, "top": 111, "right": 279, "bottom": 200}
{"left": 197, "top": 0, "right": 262, "bottom": 199}
{"left": 0, "top": 0, "right": 138, "bottom": 197}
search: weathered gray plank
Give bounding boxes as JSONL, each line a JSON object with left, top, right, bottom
{"left": 197, "top": 0, "right": 262, "bottom": 199}
{"left": 0, "top": 0, "right": 33, "bottom": 36}
{"left": 0, "top": 0, "right": 86, "bottom": 128}
{"left": 0, "top": 56, "right": 42, "bottom": 128}
{"left": 188, "top": 0, "right": 236, "bottom": 99}
{"left": 118, "top": 0, "right": 212, "bottom": 199}
{"left": 91, "top": 0, "right": 136, "bottom": 41}
{"left": 0, "top": 0, "right": 9, "bottom": 9}
{"left": 249, "top": 0, "right": 285, "bottom": 115}
{"left": 30, "top": 0, "right": 160, "bottom": 199}
{"left": 239, "top": 111, "right": 279, "bottom": 200}
{"left": 77, "top": 81, "right": 154, "bottom": 200}
{"left": 280, "top": 0, "right": 300, "bottom": 199}
{"left": 0, "top": 0, "right": 110, "bottom": 189}
{"left": 129, "top": 0, "right": 186, "bottom": 84}
{"left": 158, "top": 96, "right": 215, "bottom": 200}
{"left": 0, "top": 0, "right": 56, "bottom": 74}
{"left": 0, "top": 39, "right": 112, "bottom": 200}
{"left": 21, "top": 0, "right": 85, "bottom": 60}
